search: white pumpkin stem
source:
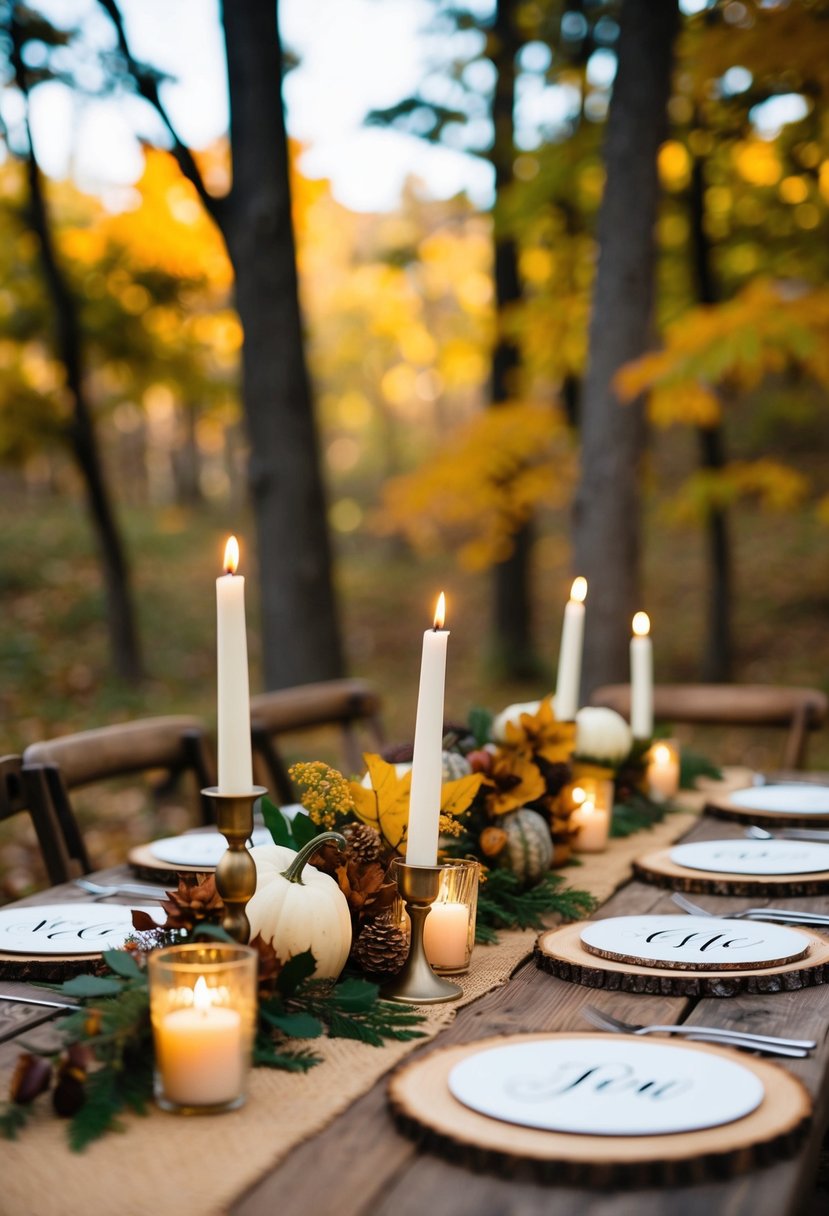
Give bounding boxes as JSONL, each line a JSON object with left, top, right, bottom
{"left": 281, "top": 831, "right": 347, "bottom": 884}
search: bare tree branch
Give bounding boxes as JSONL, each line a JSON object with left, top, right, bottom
{"left": 95, "top": 0, "right": 228, "bottom": 229}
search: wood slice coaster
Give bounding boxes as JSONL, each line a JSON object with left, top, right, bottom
{"left": 633, "top": 847, "right": 829, "bottom": 897}
{"left": 0, "top": 952, "right": 100, "bottom": 983}
{"left": 705, "top": 795, "right": 829, "bottom": 828}
{"left": 388, "top": 1032, "right": 811, "bottom": 1187}
{"left": 534, "top": 922, "right": 829, "bottom": 997}
{"left": 127, "top": 843, "right": 206, "bottom": 885}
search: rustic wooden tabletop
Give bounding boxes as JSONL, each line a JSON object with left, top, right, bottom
{"left": 2, "top": 798, "right": 828, "bottom": 1215}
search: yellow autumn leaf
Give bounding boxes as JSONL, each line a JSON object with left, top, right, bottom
{"left": 440, "top": 772, "right": 484, "bottom": 822}
{"left": 350, "top": 755, "right": 482, "bottom": 853}
{"left": 349, "top": 754, "right": 411, "bottom": 852}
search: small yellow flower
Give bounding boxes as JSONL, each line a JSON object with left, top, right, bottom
{"left": 288, "top": 761, "right": 355, "bottom": 828}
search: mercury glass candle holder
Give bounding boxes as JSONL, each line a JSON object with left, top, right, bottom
{"left": 148, "top": 942, "right": 258, "bottom": 1115}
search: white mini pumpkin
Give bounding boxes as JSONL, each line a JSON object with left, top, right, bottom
{"left": 490, "top": 700, "right": 542, "bottom": 743}
{"left": 575, "top": 706, "right": 633, "bottom": 765}
{"left": 246, "top": 833, "right": 352, "bottom": 979}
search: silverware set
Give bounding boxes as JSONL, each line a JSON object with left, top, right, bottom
{"left": 581, "top": 1006, "right": 816, "bottom": 1058}
{"left": 671, "top": 890, "right": 829, "bottom": 927}
{"left": 74, "top": 877, "right": 169, "bottom": 902}
{"left": 745, "top": 824, "right": 829, "bottom": 843}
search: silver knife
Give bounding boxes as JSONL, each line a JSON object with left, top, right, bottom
{"left": 0, "top": 993, "right": 80, "bottom": 1010}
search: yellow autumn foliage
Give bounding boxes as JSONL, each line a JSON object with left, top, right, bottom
{"left": 378, "top": 402, "right": 574, "bottom": 570}
{"left": 667, "top": 460, "right": 808, "bottom": 526}
{"left": 617, "top": 280, "right": 829, "bottom": 427}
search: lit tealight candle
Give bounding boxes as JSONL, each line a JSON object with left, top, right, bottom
{"left": 424, "top": 900, "right": 469, "bottom": 970}
{"left": 630, "top": 611, "right": 653, "bottom": 741}
{"left": 647, "top": 740, "right": 680, "bottom": 803}
{"left": 155, "top": 978, "right": 244, "bottom": 1108}
{"left": 216, "top": 536, "right": 253, "bottom": 794}
{"left": 406, "top": 593, "right": 449, "bottom": 868}
{"left": 554, "top": 577, "right": 587, "bottom": 722}
{"left": 571, "top": 781, "right": 611, "bottom": 853}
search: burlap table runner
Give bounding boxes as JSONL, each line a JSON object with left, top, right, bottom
{"left": 0, "top": 772, "right": 749, "bottom": 1216}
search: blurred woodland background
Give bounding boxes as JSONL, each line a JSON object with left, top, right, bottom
{"left": 1, "top": 0, "right": 828, "bottom": 893}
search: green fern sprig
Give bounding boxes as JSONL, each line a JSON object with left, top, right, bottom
{"left": 475, "top": 870, "right": 597, "bottom": 942}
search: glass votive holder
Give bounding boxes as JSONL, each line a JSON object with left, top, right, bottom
{"left": 392, "top": 857, "right": 479, "bottom": 975}
{"left": 646, "top": 738, "right": 681, "bottom": 803}
{"left": 147, "top": 942, "right": 258, "bottom": 1115}
{"left": 565, "top": 776, "right": 613, "bottom": 853}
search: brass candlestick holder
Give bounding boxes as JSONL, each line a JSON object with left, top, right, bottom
{"left": 202, "top": 786, "right": 267, "bottom": 944}
{"left": 384, "top": 863, "right": 462, "bottom": 1005}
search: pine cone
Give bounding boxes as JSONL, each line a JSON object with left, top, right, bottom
{"left": 351, "top": 913, "right": 409, "bottom": 977}
{"left": 155, "top": 873, "right": 225, "bottom": 933}
{"left": 343, "top": 822, "right": 382, "bottom": 863}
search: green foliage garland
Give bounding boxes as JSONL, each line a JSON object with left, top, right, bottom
{"left": 1, "top": 937, "right": 424, "bottom": 1151}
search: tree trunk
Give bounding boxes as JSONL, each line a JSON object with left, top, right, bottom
{"left": 689, "top": 140, "right": 733, "bottom": 681}
{"left": 221, "top": 0, "right": 343, "bottom": 689}
{"left": 13, "top": 46, "right": 143, "bottom": 682}
{"left": 573, "top": 0, "right": 678, "bottom": 697}
{"left": 489, "top": 0, "right": 537, "bottom": 678}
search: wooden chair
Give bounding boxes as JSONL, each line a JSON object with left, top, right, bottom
{"left": 250, "top": 679, "right": 385, "bottom": 803}
{"left": 588, "top": 684, "right": 828, "bottom": 770}
{"left": 1, "top": 754, "right": 90, "bottom": 885}
{"left": 23, "top": 716, "right": 218, "bottom": 843}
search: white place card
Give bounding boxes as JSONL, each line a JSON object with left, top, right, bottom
{"left": 580, "top": 915, "right": 809, "bottom": 971}
{"left": 0, "top": 904, "right": 164, "bottom": 956}
{"left": 669, "top": 839, "right": 829, "bottom": 876}
{"left": 727, "top": 784, "right": 829, "bottom": 816}
{"left": 448, "top": 1038, "right": 764, "bottom": 1136}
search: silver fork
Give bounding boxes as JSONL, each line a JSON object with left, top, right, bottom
{"left": 671, "top": 890, "right": 829, "bottom": 927}
{"left": 746, "top": 824, "right": 829, "bottom": 843}
{"left": 75, "top": 878, "right": 168, "bottom": 902}
{"left": 581, "top": 1006, "right": 815, "bottom": 1056}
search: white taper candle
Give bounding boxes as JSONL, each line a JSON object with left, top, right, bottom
{"left": 216, "top": 536, "right": 253, "bottom": 793}
{"left": 406, "top": 593, "right": 449, "bottom": 867}
{"left": 630, "top": 611, "right": 654, "bottom": 740}
{"left": 554, "top": 577, "right": 587, "bottom": 721}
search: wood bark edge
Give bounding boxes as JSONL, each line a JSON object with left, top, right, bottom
{"left": 388, "top": 1032, "right": 811, "bottom": 1186}
{"left": 633, "top": 848, "right": 829, "bottom": 897}
{"left": 534, "top": 923, "right": 829, "bottom": 998}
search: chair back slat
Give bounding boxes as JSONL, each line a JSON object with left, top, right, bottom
{"left": 589, "top": 683, "right": 828, "bottom": 769}
{"left": 250, "top": 679, "right": 384, "bottom": 801}
{"left": 23, "top": 716, "right": 214, "bottom": 789}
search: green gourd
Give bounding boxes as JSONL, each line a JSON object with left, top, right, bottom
{"left": 497, "top": 808, "right": 553, "bottom": 884}
{"left": 441, "top": 750, "right": 472, "bottom": 781}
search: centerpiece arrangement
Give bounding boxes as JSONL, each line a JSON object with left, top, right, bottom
{"left": 0, "top": 543, "right": 718, "bottom": 1149}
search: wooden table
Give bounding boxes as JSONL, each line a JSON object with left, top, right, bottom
{"left": 2, "top": 807, "right": 829, "bottom": 1215}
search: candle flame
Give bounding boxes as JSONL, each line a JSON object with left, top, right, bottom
{"left": 632, "top": 611, "right": 650, "bottom": 637}
{"left": 223, "top": 535, "right": 240, "bottom": 575}
{"left": 193, "top": 976, "right": 211, "bottom": 1012}
{"left": 653, "top": 743, "right": 670, "bottom": 764}
{"left": 433, "top": 591, "right": 446, "bottom": 630}
{"left": 570, "top": 576, "right": 587, "bottom": 604}
{"left": 571, "top": 785, "right": 586, "bottom": 805}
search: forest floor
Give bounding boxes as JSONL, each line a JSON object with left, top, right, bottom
{"left": 1, "top": 473, "right": 828, "bottom": 899}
